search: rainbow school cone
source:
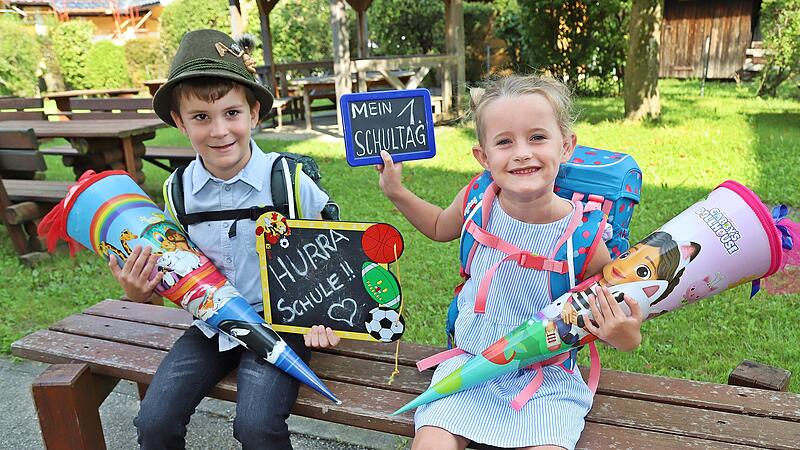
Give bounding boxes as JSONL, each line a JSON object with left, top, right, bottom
{"left": 394, "top": 180, "right": 795, "bottom": 415}
{"left": 38, "top": 170, "right": 340, "bottom": 404}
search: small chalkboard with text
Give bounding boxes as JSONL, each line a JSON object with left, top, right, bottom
{"left": 340, "top": 88, "right": 436, "bottom": 167}
{"left": 257, "top": 214, "right": 406, "bottom": 342}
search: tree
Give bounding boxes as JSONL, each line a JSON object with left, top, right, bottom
{"left": 0, "top": 16, "right": 41, "bottom": 96}
{"left": 757, "top": 0, "right": 800, "bottom": 97}
{"left": 160, "top": 0, "right": 229, "bottom": 60}
{"left": 624, "top": 0, "right": 662, "bottom": 121}
{"left": 51, "top": 20, "right": 95, "bottom": 90}
{"left": 368, "top": 0, "right": 444, "bottom": 56}
{"left": 493, "top": 0, "right": 629, "bottom": 95}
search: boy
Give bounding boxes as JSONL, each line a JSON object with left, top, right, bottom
{"left": 109, "top": 29, "right": 339, "bottom": 450}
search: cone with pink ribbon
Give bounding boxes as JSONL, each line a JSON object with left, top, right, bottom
{"left": 394, "top": 180, "right": 797, "bottom": 415}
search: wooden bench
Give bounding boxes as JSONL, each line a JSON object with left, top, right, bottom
{"left": 0, "top": 129, "right": 71, "bottom": 263}
{"left": 0, "top": 97, "right": 46, "bottom": 121}
{"left": 41, "top": 144, "right": 195, "bottom": 173}
{"left": 11, "top": 299, "right": 800, "bottom": 449}
{"left": 67, "top": 98, "right": 158, "bottom": 120}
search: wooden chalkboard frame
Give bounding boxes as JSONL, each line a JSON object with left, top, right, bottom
{"left": 339, "top": 88, "right": 437, "bottom": 167}
{"left": 258, "top": 218, "right": 402, "bottom": 341}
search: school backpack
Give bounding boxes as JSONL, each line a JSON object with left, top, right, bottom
{"left": 164, "top": 152, "right": 339, "bottom": 236}
{"left": 555, "top": 145, "right": 642, "bottom": 258}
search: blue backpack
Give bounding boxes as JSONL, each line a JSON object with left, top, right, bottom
{"left": 445, "top": 145, "right": 642, "bottom": 348}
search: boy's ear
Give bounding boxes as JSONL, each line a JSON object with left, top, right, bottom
{"left": 170, "top": 111, "right": 187, "bottom": 135}
{"left": 561, "top": 133, "right": 577, "bottom": 163}
{"left": 249, "top": 100, "right": 261, "bottom": 129}
{"left": 472, "top": 144, "right": 489, "bottom": 169}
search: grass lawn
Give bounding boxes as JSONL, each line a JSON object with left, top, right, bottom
{"left": 3, "top": 79, "right": 799, "bottom": 392}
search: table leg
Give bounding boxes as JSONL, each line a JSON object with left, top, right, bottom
{"left": 32, "top": 364, "right": 120, "bottom": 450}
{"left": 121, "top": 137, "right": 137, "bottom": 177}
{"left": 304, "top": 90, "right": 312, "bottom": 131}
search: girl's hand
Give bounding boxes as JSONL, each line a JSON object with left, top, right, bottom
{"left": 304, "top": 325, "right": 341, "bottom": 348}
{"left": 584, "top": 286, "right": 643, "bottom": 352}
{"left": 108, "top": 245, "right": 163, "bottom": 303}
{"left": 375, "top": 150, "right": 404, "bottom": 199}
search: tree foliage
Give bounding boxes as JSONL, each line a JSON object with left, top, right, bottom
{"left": 0, "top": 16, "right": 41, "bottom": 97}
{"left": 493, "top": 0, "right": 629, "bottom": 94}
{"left": 51, "top": 19, "right": 95, "bottom": 90}
{"left": 368, "top": 0, "right": 444, "bottom": 56}
{"left": 85, "top": 41, "right": 132, "bottom": 89}
{"left": 160, "top": 0, "right": 229, "bottom": 60}
{"left": 125, "top": 37, "right": 168, "bottom": 86}
{"left": 263, "top": 0, "right": 333, "bottom": 64}
{"left": 758, "top": 0, "right": 800, "bottom": 97}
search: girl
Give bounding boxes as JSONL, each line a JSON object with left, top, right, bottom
{"left": 375, "top": 75, "right": 644, "bottom": 450}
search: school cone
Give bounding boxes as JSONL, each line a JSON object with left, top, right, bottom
{"left": 394, "top": 180, "right": 796, "bottom": 415}
{"left": 38, "top": 170, "right": 340, "bottom": 405}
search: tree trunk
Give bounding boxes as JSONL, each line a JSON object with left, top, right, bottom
{"left": 624, "top": 0, "right": 663, "bottom": 121}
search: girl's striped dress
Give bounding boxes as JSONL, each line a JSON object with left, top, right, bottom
{"left": 414, "top": 198, "right": 593, "bottom": 449}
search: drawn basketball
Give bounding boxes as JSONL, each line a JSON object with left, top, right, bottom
{"left": 362, "top": 223, "right": 404, "bottom": 263}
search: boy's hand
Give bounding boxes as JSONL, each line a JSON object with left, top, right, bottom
{"left": 304, "top": 325, "right": 341, "bottom": 348}
{"left": 109, "top": 245, "right": 163, "bottom": 303}
{"left": 584, "top": 286, "right": 643, "bottom": 352}
{"left": 375, "top": 150, "right": 404, "bottom": 199}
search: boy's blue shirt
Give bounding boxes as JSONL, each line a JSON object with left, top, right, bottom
{"left": 172, "top": 139, "right": 329, "bottom": 350}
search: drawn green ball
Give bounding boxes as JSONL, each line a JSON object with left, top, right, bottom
{"left": 361, "top": 262, "right": 401, "bottom": 309}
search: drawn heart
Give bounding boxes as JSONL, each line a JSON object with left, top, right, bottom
{"left": 328, "top": 298, "right": 358, "bottom": 327}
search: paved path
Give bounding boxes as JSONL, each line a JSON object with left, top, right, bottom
{"left": 1, "top": 356, "right": 410, "bottom": 450}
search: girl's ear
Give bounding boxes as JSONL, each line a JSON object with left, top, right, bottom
{"left": 561, "top": 133, "right": 577, "bottom": 163}
{"left": 472, "top": 144, "right": 489, "bottom": 169}
{"left": 171, "top": 111, "right": 188, "bottom": 135}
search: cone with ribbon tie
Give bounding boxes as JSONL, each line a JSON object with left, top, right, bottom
{"left": 395, "top": 180, "right": 796, "bottom": 415}
{"left": 38, "top": 170, "right": 340, "bottom": 405}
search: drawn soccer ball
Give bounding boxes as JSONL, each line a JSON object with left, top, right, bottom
{"left": 365, "top": 307, "right": 405, "bottom": 342}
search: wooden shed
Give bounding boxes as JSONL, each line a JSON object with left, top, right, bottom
{"left": 659, "top": 0, "right": 762, "bottom": 79}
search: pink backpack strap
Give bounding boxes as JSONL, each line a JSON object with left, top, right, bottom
{"left": 586, "top": 341, "right": 601, "bottom": 394}
{"left": 474, "top": 250, "right": 567, "bottom": 314}
{"left": 510, "top": 352, "right": 571, "bottom": 411}
{"left": 417, "top": 347, "right": 468, "bottom": 371}
{"left": 548, "top": 200, "right": 585, "bottom": 260}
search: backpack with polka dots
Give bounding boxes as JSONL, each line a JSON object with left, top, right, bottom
{"left": 445, "top": 145, "right": 642, "bottom": 349}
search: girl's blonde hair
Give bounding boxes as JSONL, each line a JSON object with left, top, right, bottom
{"left": 469, "top": 75, "right": 576, "bottom": 147}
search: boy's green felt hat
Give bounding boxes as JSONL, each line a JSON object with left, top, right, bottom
{"left": 153, "top": 29, "right": 273, "bottom": 127}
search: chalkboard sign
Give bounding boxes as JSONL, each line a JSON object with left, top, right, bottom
{"left": 256, "top": 214, "right": 406, "bottom": 342}
{"left": 340, "top": 88, "right": 436, "bottom": 167}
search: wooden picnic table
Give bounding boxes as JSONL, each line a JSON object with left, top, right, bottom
{"left": 143, "top": 79, "right": 167, "bottom": 97}
{"left": 10, "top": 299, "right": 800, "bottom": 449}
{"left": 42, "top": 88, "right": 142, "bottom": 113}
{"left": 0, "top": 119, "right": 164, "bottom": 184}
{"left": 291, "top": 70, "right": 414, "bottom": 130}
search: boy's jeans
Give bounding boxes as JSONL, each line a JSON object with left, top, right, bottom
{"left": 135, "top": 325, "right": 310, "bottom": 450}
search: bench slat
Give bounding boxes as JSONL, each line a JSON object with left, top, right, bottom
{"left": 3, "top": 179, "right": 70, "bottom": 202}
{"left": 51, "top": 313, "right": 432, "bottom": 394}
{"left": 79, "top": 301, "right": 800, "bottom": 423}
{"left": 83, "top": 299, "right": 438, "bottom": 366}
{"left": 12, "top": 330, "right": 800, "bottom": 448}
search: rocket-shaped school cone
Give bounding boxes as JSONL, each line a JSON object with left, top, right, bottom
{"left": 395, "top": 180, "right": 797, "bottom": 415}
{"left": 38, "top": 170, "right": 340, "bottom": 404}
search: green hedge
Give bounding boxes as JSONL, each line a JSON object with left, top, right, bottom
{"left": 125, "top": 37, "right": 168, "bottom": 86}
{"left": 51, "top": 20, "right": 95, "bottom": 90}
{"left": 0, "top": 16, "right": 42, "bottom": 97}
{"left": 85, "top": 41, "right": 132, "bottom": 89}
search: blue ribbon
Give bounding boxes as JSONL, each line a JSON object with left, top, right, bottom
{"left": 772, "top": 205, "right": 794, "bottom": 251}
{"left": 752, "top": 205, "right": 795, "bottom": 297}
